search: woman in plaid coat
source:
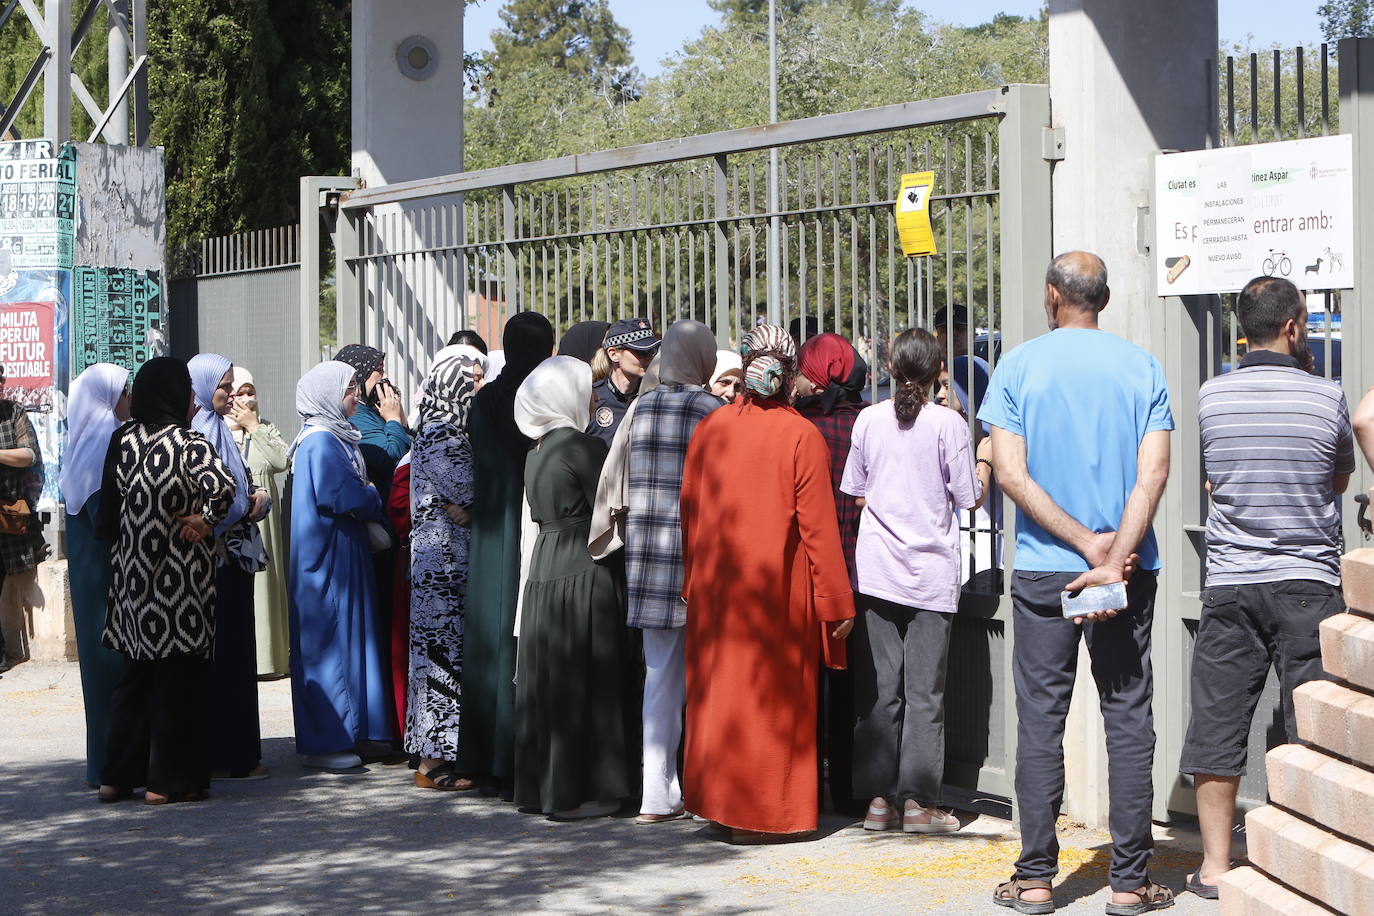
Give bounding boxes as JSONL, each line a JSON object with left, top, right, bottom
{"left": 623, "top": 320, "right": 722, "bottom": 824}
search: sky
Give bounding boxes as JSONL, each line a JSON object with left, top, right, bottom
{"left": 462, "top": 1, "right": 1329, "bottom": 79}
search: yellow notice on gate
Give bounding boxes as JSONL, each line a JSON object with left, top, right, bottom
{"left": 895, "top": 171, "right": 937, "bottom": 258}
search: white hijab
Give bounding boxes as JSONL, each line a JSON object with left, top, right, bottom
{"left": 514, "top": 355, "right": 591, "bottom": 440}
{"left": 60, "top": 363, "right": 128, "bottom": 514}
{"left": 289, "top": 360, "right": 364, "bottom": 464}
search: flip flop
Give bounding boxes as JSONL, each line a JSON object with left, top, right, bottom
{"left": 635, "top": 807, "right": 687, "bottom": 825}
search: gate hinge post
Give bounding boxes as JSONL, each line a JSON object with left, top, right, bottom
{"left": 1137, "top": 205, "right": 1153, "bottom": 256}
{"left": 1042, "top": 126, "right": 1065, "bottom": 161}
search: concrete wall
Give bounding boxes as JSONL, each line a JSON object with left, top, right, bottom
{"left": 1047, "top": 0, "right": 1219, "bottom": 828}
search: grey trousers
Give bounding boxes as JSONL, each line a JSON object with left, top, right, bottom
{"left": 851, "top": 594, "right": 954, "bottom": 805}
{"left": 1011, "top": 569, "right": 1157, "bottom": 893}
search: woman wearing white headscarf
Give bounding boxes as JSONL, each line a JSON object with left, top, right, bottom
{"left": 189, "top": 353, "right": 271, "bottom": 781}
{"left": 407, "top": 345, "right": 486, "bottom": 789}
{"left": 226, "top": 367, "right": 292, "bottom": 679}
{"left": 287, "top": 360, "right": 391, "bottom": 770}
{"left": 61, "top": 362, "right": 131, "bottom": 786}
{"left": 511, "top": 355, "right": 632, "bottom": 819}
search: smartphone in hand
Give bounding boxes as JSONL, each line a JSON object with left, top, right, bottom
{"left": 1060, "top": 581, "right": 1128, "bottom": 618}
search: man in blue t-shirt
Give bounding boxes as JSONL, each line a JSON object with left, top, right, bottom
{"left": 980, "top": 252, "right": 1175, "bottom": 915}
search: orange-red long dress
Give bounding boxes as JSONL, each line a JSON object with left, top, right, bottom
{"left": 679, "top": 397, "right": 855, "bottom": 834}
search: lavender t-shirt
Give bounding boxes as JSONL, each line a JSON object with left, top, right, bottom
{"left": 840, "top": 400, "right": 981, "bottom": 613}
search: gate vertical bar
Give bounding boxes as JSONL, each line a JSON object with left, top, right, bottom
{"left": 994, "top": 82, "right": 1054, "bottom": 810}
{"left": 713, "top": 155, "right": 730, "bottom": 345}
{"left": 1340, "top": 37, "right": 1374, "bottom": 538}
{"left": 503, "top": 185, "right": 520, "bottom": 318}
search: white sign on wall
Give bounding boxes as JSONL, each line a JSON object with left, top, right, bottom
{"left": 1154, "top": 134, "right": 1353, "bottom": 296}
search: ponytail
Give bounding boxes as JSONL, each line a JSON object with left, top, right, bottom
{"left": 888, "top": 327, "right": 943, "bottom": 427}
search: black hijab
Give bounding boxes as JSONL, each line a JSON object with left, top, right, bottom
{"left": 557, "top": 320, "right": 610, "bottom": 364}
{"left": 474, "top": 311, "right": 555, "bottom": 455}
{"left": 96, "top": 357, "right": 193, "bottom": 541}
{"left": 334, "top": 344, "right": 386, "bottom": 389}
{"left": 130, "top": 356, "right": 193, "bottom": 428}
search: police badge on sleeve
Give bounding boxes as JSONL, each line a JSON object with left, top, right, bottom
{"left": 595, "top": 406, "right": 614, "bottom": 428}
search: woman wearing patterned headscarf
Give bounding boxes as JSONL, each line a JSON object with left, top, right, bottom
{"left": 406, "top": 345, "right": 487, "bottom": 790}
{"left": 96, "top": 357, "right": 237, "bottom": 805}
{"left": 677, "top": 325, "right": 856, "bottom": 841}
{"left": 511, "top": 355, "right": 632, "bottom": 819}
{"left": 286, "top": 360, "right": 392, "bottom": 770}
{"left": 188, "top": 353, "right": 271, "bottom": 782}
{"left": 61, "top": 362, "right": 131, "bottom": 787}
{"left": 457, "top": 311, "right": 554, "bottom": 796}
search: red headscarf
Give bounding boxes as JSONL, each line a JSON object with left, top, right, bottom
{"left": 799, "top": 333, "right": 855, "bottom": 391}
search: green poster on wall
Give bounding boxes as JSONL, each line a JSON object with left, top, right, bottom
{"left": 72, "top": 266, "right": 164, "bottom": 378}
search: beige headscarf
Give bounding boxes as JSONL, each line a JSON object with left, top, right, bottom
{"left": 657, "top": 320, "right": 717, "bottom": 387}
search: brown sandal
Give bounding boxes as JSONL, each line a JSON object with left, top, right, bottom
{"left": 1104, "top": 882, "right": 1175, "bottom": 916}
{"left": 414, "top": 763, "right": 475, "bottom": 791}
{"left": 993, "top": 876, "right": 1055, "bottom": 914}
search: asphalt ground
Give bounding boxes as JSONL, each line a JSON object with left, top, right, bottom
{"left": 1, "top": 660, "right": 1219, "bottom": 914}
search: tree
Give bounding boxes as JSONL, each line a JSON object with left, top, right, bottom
{"left": 1319, "top": 1, "right": 1374, "bottom": 41}
{"left": 489, "top": 0, "right": 639, "bottom": 98}
{"left": 149, "top": 0, "right": 350, "bottom": 255}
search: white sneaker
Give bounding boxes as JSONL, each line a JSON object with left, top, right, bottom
{"left": 301, "top": 752, "right": 363, "bottom": 769}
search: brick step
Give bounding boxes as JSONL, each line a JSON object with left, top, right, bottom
{"left": 1322, "top": 612, "right": 1374, "bottom": 690}
{"left": 1341, "top": 547, "right": 1374, "bottom": 619}
{"left": 1293, "top": 679, "right": 1374, "bottom": 768}
{"left": 1244, "top": 805, "right": 1374, "bottom": 916}
{"left": 1267, "top": 744, "right": 1374, "bottom": 850}
{"left": 1217, "top": 866, "right": 1338, "bottom": 915}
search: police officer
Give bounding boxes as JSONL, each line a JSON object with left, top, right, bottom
{"left": 588, "top": 317, "right": 659, "bottom": 446}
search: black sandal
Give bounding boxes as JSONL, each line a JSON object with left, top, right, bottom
{"left": 414, "top": 762, "right": 475, "bottom": 791}
{"left": 993, "top": 876, "right": 1055, "bottom": 914}
{"left": 1104, "top": 882, "right": 1175, "bottom": 915}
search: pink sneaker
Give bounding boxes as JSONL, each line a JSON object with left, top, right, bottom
{"left": 863, "top": 798, "right": 901, "bottom": 831}
{"left": 903, "top": 804, "right": 960, "bottom": 834}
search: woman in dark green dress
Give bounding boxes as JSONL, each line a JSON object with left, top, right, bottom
{"left": 511, "top": 355, "right": 632, "bottom": 818}
{"left": 457, "top": 312, "right": 555, "bottom": 795}
{"left": 61, "top": 363, "right": 131, "bottom": 786}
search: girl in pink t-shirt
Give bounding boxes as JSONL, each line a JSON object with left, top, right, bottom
{"left": 840, "top": 328, "right": 982, "bottom": 834}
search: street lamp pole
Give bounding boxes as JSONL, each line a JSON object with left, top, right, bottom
{"left": 766, "top": 0, "right": 781, "bottom": 326}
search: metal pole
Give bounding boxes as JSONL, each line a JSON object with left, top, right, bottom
{"left": 107, "top": 0, "right": 129, "bottom": 143}
{"left": 766, "top": 0, "right": 781, "bottom": 325}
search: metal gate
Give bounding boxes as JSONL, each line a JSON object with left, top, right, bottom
{"left": 324, "top": 84, "right": 1055, "bottom": 807}
{"left": 1154, "top": 41, "right": 1372, "bottom": 819}
{"left": 168, "top": 225, "right": 305, "bottom": 441}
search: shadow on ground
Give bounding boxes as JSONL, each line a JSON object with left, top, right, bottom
{"left": 0, "top": 736, "right": 759, "bottom": 914}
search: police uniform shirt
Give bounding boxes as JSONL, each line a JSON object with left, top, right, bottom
{"left": 587, "top": 376, "right": 634, "bottom": 446}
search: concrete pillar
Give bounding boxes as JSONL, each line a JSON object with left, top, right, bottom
{"left": 351, "top": 0, "right": 463, "bottom": 189}
{"left": 1047, "top": 0, "right": 1218, "bottom": 828}
{"left": 1049, "top": 0, "right": 1216, "bottom": 347}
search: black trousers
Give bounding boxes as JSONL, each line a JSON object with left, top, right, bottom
{"left": 1011, "top": 570, "right": 1157, "bottom": 894}
{"left": 211, "top": 564, "right": 262, "bottom": 773}
{"left": 103, "top": 654, "right": 212, "bottom": 795}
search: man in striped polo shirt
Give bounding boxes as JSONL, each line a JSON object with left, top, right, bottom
{"left": 1181, "top": 276, "right": 1353, "bottom": 900}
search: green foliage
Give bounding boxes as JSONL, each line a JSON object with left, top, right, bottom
{"left": 149, "top": 1, "right": 350, "bottom": 255}
{"left": 489, "top": 0, "right": 639, "bottom": 99}
{"left": 1319, "top": 0, "right": 1374, "bottom": 41}
{"left": 1217, "top": 43, "right": 1337, "bottom": 143}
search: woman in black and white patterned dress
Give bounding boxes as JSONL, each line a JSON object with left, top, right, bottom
{"left": 406, "top": 345, "right": 486, "bottom": 789}
{"left": 96, "top": 357, "right": 237, "bottom": 806}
